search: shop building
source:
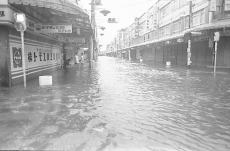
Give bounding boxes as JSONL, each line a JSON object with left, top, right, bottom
{"left": 0, "top": 0, "right": 92, "bottom": 86}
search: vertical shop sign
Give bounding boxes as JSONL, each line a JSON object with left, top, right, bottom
{"left": 0, "top": 11, "right": 5, "bottom": 17}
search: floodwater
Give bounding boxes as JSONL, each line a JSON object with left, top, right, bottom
{"left": 0, "top": 56, "right": 230, "bottom": 151}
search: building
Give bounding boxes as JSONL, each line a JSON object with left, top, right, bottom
{"left": 0, "top": 0, "right": 92, "bottom": 86}
{"left": 110, "top": 0, "right": 230, "bottom": 70}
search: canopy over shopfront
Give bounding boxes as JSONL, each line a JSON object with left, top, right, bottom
{"left": 11, "top": 0, "right": 94, "bottom": 64}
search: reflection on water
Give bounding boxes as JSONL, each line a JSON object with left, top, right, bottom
{"left": 0, "top": 57, "right": 230, "bottom": 151}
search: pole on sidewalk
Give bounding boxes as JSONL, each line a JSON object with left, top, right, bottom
{"left": 214, "top": 41, "right": 218, "bottom": 74}
{"left": 213, "top": 31, "right": 220, "bottom": 75}
{"left": 187, "top": 39, "right": 192, "bottom": 68}
{"left": 21, "top": 31, "right": 26, "bottom": 88}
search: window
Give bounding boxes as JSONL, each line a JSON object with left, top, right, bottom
{"left": 192, "top": 12, "right": 200, "bottom": 26}
{"left": 200, "top": 9, "right": 206, "bottom": 25}
{"left": 192, "top": 9, "right": 206, "bottom": 26}
{"left": 171, "top": 20, "right": 181, "bottom": 34}
{"left": 164, "top": 25, "right": 171, "bottom": 36}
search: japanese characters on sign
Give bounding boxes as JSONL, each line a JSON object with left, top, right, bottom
{"left": 0, "top": 11, "right": 5, "bottom": 17}
{"left": 35, "top": 24, "right": 72, "bottom": 33}
{"left": 57, "top": 36, "right": 85, "bottom": 43}
{"left": 27, "top": 48, "right": 59, "bottom": 63}
{"left": 0, "top": 7, "right": 14, "bottom": 22}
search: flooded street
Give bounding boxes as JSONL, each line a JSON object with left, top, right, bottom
{"left": 0, "top": 56, "right": 230, "bottom": 151}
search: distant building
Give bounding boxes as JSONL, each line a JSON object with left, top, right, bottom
{"left": 110, "top": 0, "right": 230, "bottom": 69}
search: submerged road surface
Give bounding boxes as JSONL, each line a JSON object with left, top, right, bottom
{"left": 0, "top": 56, "right": 230, "bottom": 151}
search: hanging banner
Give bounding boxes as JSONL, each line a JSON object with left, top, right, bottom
{"left": 225, "top": 0, "right": 230, "bottom": 11}
{"left": 35, "top": 24, "right": 72, "bottom": 33}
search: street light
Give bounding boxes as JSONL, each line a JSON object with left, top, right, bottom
{"left": 14, "top": 13, "right": 27, "bottom": 88}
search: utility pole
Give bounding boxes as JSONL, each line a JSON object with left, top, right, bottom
{"left": 214, "top": 31, "right": 220, "bottom": 75}
{"left": 14, "top": 13, "right": 27, "bottom": 88}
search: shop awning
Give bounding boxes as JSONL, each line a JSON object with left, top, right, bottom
{"left": 8, "top": 0, "right": 92, "bottom": 38}
{"left": 9, "top": 0, "right": 88, "bottom": 16}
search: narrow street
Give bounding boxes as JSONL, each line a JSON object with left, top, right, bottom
{"left": 0, "top": 57, "right": 230, "bottom": 151}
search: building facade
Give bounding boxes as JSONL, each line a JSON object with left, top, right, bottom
{"left": 110, "top": 0, "right": 230, "bottom": 70}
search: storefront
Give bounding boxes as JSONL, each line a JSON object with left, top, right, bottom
{"left": 0, "top": 0, "right": 91, "bottom": 86}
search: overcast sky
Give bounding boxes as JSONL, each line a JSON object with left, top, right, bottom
{"left": 79, "top": 0, "right": 155, "bottom": 51}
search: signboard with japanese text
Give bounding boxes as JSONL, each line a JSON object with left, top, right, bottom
{"left": 0, "top": 10, "right": 5, "bottom": 17}
{"left": 10, "top": 41, "right": 62, "bottom": 72}
{"left": 0, "top": 7, "right": 14, "bottom": 23}
{"left": 35, "top": 24, "right": 72, "bottom": 33}
{"left": 57, "top": 36, "right": 85, "bottom": 43}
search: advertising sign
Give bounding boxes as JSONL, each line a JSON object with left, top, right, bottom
{"left": 10, "top": 42, "right": 61, "bottom": 72}
{"left": 35, "top": 24, "right": 72, "bottom": 33}
{"left": 58, "top": 36, "right": 85, "bottom": 43}
{"left": 0, "top": 11, "right": 5, "bottom": 17}
{"left": 0, "top": 7, "right": 14, "bottom": 23}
